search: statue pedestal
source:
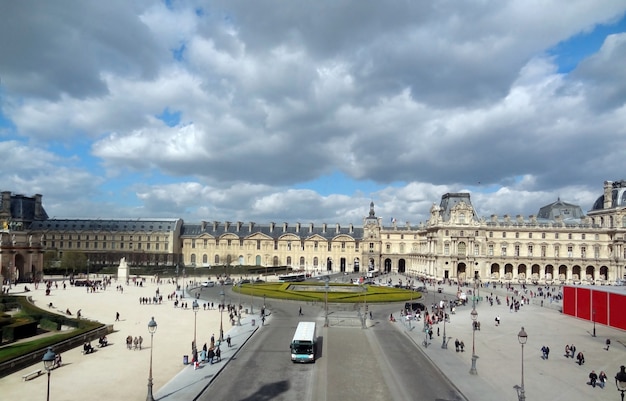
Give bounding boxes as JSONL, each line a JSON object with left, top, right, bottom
{"left": 117, "top": 258, "right": 129, "bottom": 282}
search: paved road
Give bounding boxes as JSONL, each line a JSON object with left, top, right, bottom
{"left": 196, "top": 299, "right": 316, "bottom": 401}
{"left": 194, "top": 279, "right": 462, "bottom": 401}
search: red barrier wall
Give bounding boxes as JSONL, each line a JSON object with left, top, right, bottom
{"left": 563, "top": 286, "right": 626, "bottom": 331}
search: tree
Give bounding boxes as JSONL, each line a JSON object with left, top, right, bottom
{"left": 43, "top": 250, "right": 59, "bottom": 270}
{"left": 61, "top": 251, "right": 88, "bottom": 274}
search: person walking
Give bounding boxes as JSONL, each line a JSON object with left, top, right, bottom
{"left": 576, "top": 351, "right": 585, "bottom": 365}
{"left": 565, "top": 344, "right": 570, "bottom": 358}
{"left": 605, "top": 338, "right": 611, "bottom": 351}
{"left": 226, "top": 335, "right": 231, "bottom": 347}
{"left": 598, "top": 371, "right": 607, "bottom": 388}
{"left": 588, "top": 370, "right": 598, "bottom": 387}
{"left": 299, "top": 306, "right": 303, "bottom": 316}
{"left": 570, "top": 344, "right": 576, "bottom": 359}
{"left": 115, "top": 312, "right": 120, "bottom": 321}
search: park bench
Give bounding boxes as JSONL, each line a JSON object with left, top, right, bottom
{"left": 22, "top": 369, "right": 42, "bottom": 381}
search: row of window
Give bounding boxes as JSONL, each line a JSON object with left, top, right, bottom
{"left": 188, "top": 239, "right": 359, "bottom": 251}
{"left": 488, "top": 231, "right": 600, "bottom": 240}
{"left": 45, "top": 241, "right": 169, "bottom": 251}
{"left": 46, "top": 234, "right": 164, "bottom": 242}
{"left": 439, "top": 242, "right": 612, "bottom": 259}
{"left": 188, "top": 253, "right": 362, "bottom": 267}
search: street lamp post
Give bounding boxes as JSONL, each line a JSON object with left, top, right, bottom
{"left": 616, "top": 365, "right": 626, "bottom": 401}
{"left": 592, "top": 309, "right": 596, "bottom": 337}
{"left": 362, "top": 284, "right": 368, "bottom": 329}
{"left": 146, "top": 317, "right": 158, "bottom": 401}
{"left": 237, "top": 282, "right": 242, "bottom": 326}
{"left": 250, "top": 279, "right": 254, "bottom": 315}
{"left": 219, "top": 290, "right": 225, "bottom": 341}
{"left": 42, "top": 347, "right": 56, "bottom": 401}
{"left": 516, "top": 326, "right": 527, "bottom": 401}
{"left": 469, "top": 307, "right": 478, "bottom": 375}
{"left": 441, "top": 295, "right": 448, "bottom": 349}
{"left": 324, "top": 277, "right": 329, "bottom": 327}
{"left": 192, "top": 300, "right": 199, "bottom": 354}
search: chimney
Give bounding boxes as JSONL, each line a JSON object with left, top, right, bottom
{"left": 237, "top": 221, "right": 243, "bottom": 231}
{"left": 336, "top": 223, "right": 340, "bottom": 234}
{"left": 322, "top": 223, "right": 327, "bottom": 233}
{"left": 1, "top": 191, "right": 10, "bottom": 213}
{"left": 248, "top": 222, "right": 254, "bottom": 232}
{"left": 283, "top": 222, "right": 288, "bottom": 232}
{"left": 225, "top": 221, "right": 231, "bottom": 231}
{"left": 34, "top": 194, "right": 43, "bottom": 219}
{"left": 604, "top": 181, "right": 613, "bottom": 209}
{"left": 270, "top": 222, "right": 275, "bottom": 233}
{"left": 201, "top": 221, "right": 207, "bottom": 231}
{"left": 296, "top": 222, "right": 300, "bottom": 232}
{"left": 349, "top": 223, "right": 354, "bottom": 234}
{"left": 213, "top": 221, "right": 219, "bottom": 231}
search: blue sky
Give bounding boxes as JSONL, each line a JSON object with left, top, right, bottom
{"left": 1, "top": 1, "right": 625, "bottom": 224}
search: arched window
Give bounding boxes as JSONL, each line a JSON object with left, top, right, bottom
{"left": 202, "top": 254, "right": 208, "bottom": 264}
{"left": 459, "top": 213, "right": 466, "bottom": 224}
{"left": 300, "top": 256, "right": 305, "bottom": 267}
{"left": 457, "top": 242, "right": 466, "bottom": 256}
{"left": 214, "top": 254, "right": 220, "bottom": 264}
{"left": 313, "top": 257, "right": 318, "bottom": 267}
{"left": 287, "top": 256, "right": 292, "bottom": 266}
{"left": 190, "top": 254, "right": 196, "bottom": 264}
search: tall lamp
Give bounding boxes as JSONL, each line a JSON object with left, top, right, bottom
{"left": 42, "top": 347, "right": 56, "bottom": 401}
{"left": 441, "top": 295, "right": 448, "bottom": 349}
{"left": 592, "top": 309, "right": 596, "bottom": 337}
{"left": 146, "top": 317, "right": 158, "bottom": 401}
{"left": 515, "top": 326, "right": 527, "bottom": 401}
{"left": 616, "top": 365, "right": 626, "bottom": 401}
{"left": 192, "top": 300, "right": 199, "bottom": 353}
{"left": 362, "top": 284, "right": 368, "bottom": 329}
{"left": 469, "top": 307, "right": 478, "bottom": 375}
{"left": 219, "top": 290, "right": 225, "bottom": 341}
{"left": 324, "top": 276, "right": 330, "bottom": 327}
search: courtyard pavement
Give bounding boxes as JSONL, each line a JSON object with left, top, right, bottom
{"left": 1, "top": 273, "right": 625, "bottom": 401}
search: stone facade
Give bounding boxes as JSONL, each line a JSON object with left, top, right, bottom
{"left": 2, "top": 180, "right": 625, "bottom": 285}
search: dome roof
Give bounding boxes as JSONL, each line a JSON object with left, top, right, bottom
{"left": 591, "top": 180, "right": 626, "bottom": 211}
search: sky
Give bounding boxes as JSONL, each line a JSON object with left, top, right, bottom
{"left": 1, "top": 0, "right": 626, "bottom": 226}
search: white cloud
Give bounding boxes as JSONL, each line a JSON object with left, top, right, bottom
{"left": 0, "top": 1, "right": 625, "bottom": 223}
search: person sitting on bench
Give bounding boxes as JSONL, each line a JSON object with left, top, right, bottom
{"left": 83, "top": 342, "right": 94, "bottom": 354}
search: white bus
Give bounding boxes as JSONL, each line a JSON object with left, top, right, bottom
{"left": 290, "top": 321, "right": 316, "bottom": 363}
{"left": 278, "top": 273, "right": 306, "bottom": 282}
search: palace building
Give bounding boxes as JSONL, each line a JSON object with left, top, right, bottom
{"left": 1, "top": 180, "right": 625, "bottom": 286}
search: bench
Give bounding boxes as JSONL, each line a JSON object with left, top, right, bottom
{"left": 22, "top": 369, "right": 42, "bottom": 381}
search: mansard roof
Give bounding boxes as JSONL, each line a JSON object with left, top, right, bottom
{"left": 439, "top": 193, "right": 478, "bottom": 222}
{"left": 30, "top": 218, "right": 180, "bottom": 232}
{"left": 0, "top": 192, "right": 48, "bottom": 223}
{"left": 181, "top": 222, "right": 363, "bottom": 240}
{"left": 537, "top": 198, "right": 584, "bottom": 220}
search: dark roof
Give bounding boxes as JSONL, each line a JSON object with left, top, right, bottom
{"left": 181, "top": 222, "right": 363, "bottom": 240}
{"left": 30, "top": 218, "right": 180, "bottom": 232}
{"left": 1, "top": 193, "right": 48, "bottom": 222}
{"left": 537, "top": 198, "right": 584, "bottom": 219}
{"left": 439, "top": 193, "right": 477, "bottom": 222}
